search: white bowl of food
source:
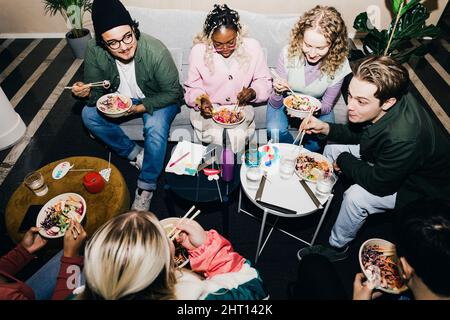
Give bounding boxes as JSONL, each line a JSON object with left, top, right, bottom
{"left": 212, "top": 106, "right": 245, "bottom": 129}
{"left": 160, "top": 217, "right": 190, "bottom": 269}
{"left": 283, "top": 94, "right": 321, "bottom": 118}
{"left": 36, "top": 193, "right": 86, "bottom": 238}
{"left": 295, "top": 152, "right": 333, "bottom": 183}
{"left": 359, "top": 238, "right": 408, "bottom": 294}
{"left": 96, "top": 93, "right": 132, "bottom": 118}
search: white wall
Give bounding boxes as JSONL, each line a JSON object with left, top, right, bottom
{"left": 0, "top": 0, "right": 447, "bottom": 37}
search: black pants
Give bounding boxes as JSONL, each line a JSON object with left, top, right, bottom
{"left": 288, "top": 254, "right": 349, "bottom": 300}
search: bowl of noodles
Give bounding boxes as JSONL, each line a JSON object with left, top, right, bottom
{"left": 359, "top": 238, "right": 408, "bottom": 294}
{"left": 212, "top": 106, "right": 245, "bottom": 128}
{"left": 283, "top": 94, "right": 321, "bottom": 119}
{"left": 160, "top": 218, "right": 190, "bottom": 269}
{"left": 96, "top": 93, "right": 132, "bottom": 118}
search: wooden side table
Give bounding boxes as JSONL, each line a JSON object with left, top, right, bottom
{"left": 5, "top": 156, "right": 130, "bottom": 243}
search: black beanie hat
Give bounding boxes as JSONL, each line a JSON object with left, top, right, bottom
{"left": 92, "top": 0, "right": 133, "bottom": 36}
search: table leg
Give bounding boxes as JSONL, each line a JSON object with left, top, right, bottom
{"left": 255, "top": 209, "right": 269, "bottom": 264}
{"left": 221, "top": 201, "right": 229, "bottom": 238}
{"left": 310, "top": 194, "right": 334, "bottom": 246}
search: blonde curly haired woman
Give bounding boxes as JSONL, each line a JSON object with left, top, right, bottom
{"left": 267, "top": 5, "right": 351, "bottom": 152}
{"left": 72, "top": 211, "right": 268, "bottom": 300}
{"left": 184, "top": 4, "right": 272, "bottom": 153}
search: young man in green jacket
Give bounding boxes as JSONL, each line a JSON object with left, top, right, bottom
{"left": 72, "top": 0, "right": 183, "bottom": 211}
{"left": 297, "top": 56, "right": 450, "bottom": 261}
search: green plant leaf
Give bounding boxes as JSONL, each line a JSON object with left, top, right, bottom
{"left": 392, "top": 0, "right": 404, "bottom": 15}
{"left": 400, "top": 0, "right": 420, "bottom": 17}
{"left": 353, "top": 12, "right": 378, "bottom": 33}
{"left": 363, "top": 30, "right": 389, "bottom": 55}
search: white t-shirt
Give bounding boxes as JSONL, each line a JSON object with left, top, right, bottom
{"left": 115, "top": 59, "right": 145, "bottom": 99}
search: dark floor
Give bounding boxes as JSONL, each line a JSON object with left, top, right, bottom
{"left": 0, "top": 25, "right": 449, "bottom": 299}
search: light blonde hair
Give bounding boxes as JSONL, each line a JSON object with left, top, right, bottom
{"left": 288, "top": 5, "right": 349, "bottom": 78}
{"left": 354, "top": 56, "right": 409, "bottom": 104}
{"left": 81, "top": 211, "right": 177, "bottom": 300}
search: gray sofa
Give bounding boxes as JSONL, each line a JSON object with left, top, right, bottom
{"left": 120, "top": 7, "right": 348, "bottom": 143}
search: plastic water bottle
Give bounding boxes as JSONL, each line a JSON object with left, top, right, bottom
{"left": 220, "top": 147, "right": 234, "bottom": 182}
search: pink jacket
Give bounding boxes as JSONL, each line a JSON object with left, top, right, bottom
{"left": 189, "top": 230, "right": 245, "bottom": 278}
{"left": 184, "top": 37, "right": 272, "bottom": 107}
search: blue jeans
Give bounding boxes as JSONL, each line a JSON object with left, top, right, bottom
{"left": 323, "top": 145, "right": 397, "bottom": 248}
{"left": 82, "top": 102, "right": 179, "bottom": 190}
{"left": 25, "top": 250, "right": 85, "bottom": 300}
{"left": 266, "top": 103, "right": 335, "bottom": 152}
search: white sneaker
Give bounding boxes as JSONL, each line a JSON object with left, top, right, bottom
{"left": 131, "top": 188, "right": 153, "bottom": 211}
{"left": 130, "top": 149, "right": 144, "bottom": 171}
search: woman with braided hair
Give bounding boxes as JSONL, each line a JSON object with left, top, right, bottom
{"left": 184, "top": 4, "right": 272, "bottom": 153}
{"left": 266, "top": 5, "right": 352, "bottom": 152}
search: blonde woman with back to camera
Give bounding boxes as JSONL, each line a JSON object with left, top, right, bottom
{"left": 72, "top": 211, "right": 268, "bottom": 300}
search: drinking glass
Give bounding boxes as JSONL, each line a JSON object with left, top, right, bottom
{"left": 315, "top": 173, "right": 337, "bottom": 199}
{"left": 246, "top": 166, "right": 262, "bottom": 190}
{"left": 24, "top": 171, "right": 48, "bottom": 196}
{"left": 279, "top": 153, "right": 297, "bottom": 179}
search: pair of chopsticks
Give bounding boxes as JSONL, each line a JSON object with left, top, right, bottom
{"left": 167, "top": 205, "right": 201, "bottom": 241}
{"left": 64, "top": 80, "right": 110, "bottom": 90}
{"left": 293, "top": 108, "right": 315, "bottom": 146}
{"left": 69, "top": 168, "right": 94, "bottom": 172}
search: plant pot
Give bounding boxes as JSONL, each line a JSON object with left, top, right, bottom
{"left": 66, "top": 28, "right": 92, "bottom": 59}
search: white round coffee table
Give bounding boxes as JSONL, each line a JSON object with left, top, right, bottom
{"left": 238, "top": 143, "right": 334, "bottom": 263}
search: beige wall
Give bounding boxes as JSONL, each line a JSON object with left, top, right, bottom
{"left": 0, "top": 0, "right": 447, "bottom": 36}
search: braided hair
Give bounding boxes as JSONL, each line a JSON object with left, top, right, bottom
{"left": 203, "top": 4, "right": 242, "bottom": 37}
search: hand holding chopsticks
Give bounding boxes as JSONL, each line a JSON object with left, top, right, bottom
{"left": 167, "top": 205, "right": 202, "bottom": 241}
{"left": 293, "top": 108, "right": 315, "bottom": 145}
{"left": 270, "top": 69, "right": 297, "bottom": 97}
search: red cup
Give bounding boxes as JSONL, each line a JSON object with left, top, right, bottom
{"left": 83, "top": 172, "right": 105, "bottom": 193}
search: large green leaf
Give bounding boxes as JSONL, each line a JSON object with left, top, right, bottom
{"left": 363, "top": 30, "right": 389, "bottom": 55}
{"left": 392, "top": 0, "right": 404, "bottom": 15}
{"left": 400, "top": 0, "right": 420, "bottom": 17}
{"left": 354, "top": 12, "right": 370, "bottom": 32}
{"left": 393, "top": 5, "right": 440, "bottom": 42}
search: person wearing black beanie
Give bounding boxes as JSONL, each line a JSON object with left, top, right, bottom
{"left": 71, "top": 0, "right": 184, "bottom": 212}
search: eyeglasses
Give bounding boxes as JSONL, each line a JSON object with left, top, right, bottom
{"left": 104, "top": 31, "right": 134, "bottom": 50}
{"left": 212, "top": 37, "right": 237, "bottom": 52}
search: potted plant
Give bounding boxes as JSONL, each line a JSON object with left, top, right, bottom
{"left": 340, "top": 0, "right": 441, "bottom": 104}
{"left": 43, "top": 0, "right": 93, "bottom": 59}
{"left": 353, "top": 0, "right": 441, "bottom": 63}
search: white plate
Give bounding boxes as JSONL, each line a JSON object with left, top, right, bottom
{"left": 359, "top": 238, "right": 408, "bottom": 294}
{"left": 212, "top": 105, "right": 246, "bottom": 129}
{"left": 283, "top": 94, "right": 321, "bottom": 118}
{"left": 295, "top": 152, "right": 333, "bottom": 183}
{"left": 96, "top": 93, "right": 132, "bottom": 118}
{"left": 160, "top": 218, "right": 190, "bottom": 268}
{"left": 36, "top": 193, "right": 86, "bottom": 238}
